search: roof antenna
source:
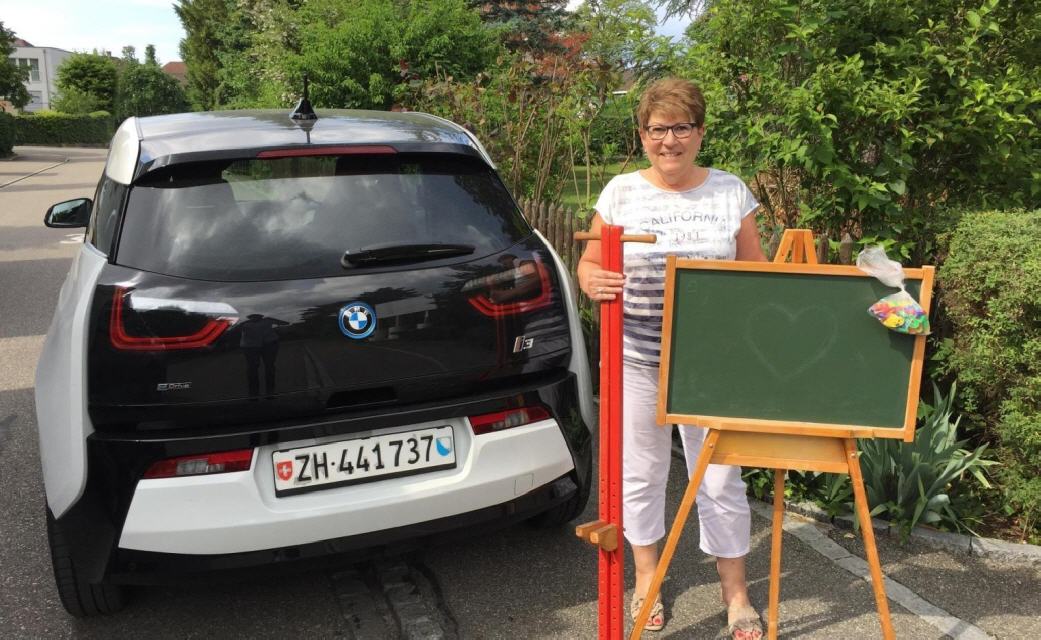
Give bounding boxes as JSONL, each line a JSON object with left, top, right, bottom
{"left": 290, "top": 75, "right": 318, "bottom": 121}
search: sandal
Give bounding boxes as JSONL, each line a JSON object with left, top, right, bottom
{"left": 630, "top": 595, "right": 665, "bottom": 632}
{"left": 725, "top": 605, "right": 764, "bottom": 640}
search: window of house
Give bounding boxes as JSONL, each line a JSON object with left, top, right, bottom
{"left": 15, "top": 58, "right": 40, "bottom": 82}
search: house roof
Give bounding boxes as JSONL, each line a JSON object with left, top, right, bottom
{"left": 161, "top": 61, "right": 187, "bottom": 75}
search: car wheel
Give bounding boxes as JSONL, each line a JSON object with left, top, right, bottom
{"left": 46, "top": 508, "right": 125, "bottom": 617}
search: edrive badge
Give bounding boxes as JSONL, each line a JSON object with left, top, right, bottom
{"left": 338, "top": 302, "right": 376, "bottom": 339}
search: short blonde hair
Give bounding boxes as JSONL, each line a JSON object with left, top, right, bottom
{"left": 637, "top": 77, "right": 706, "bottom": 128}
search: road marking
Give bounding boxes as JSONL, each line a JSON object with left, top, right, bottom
{"left": 60, "top": 233, "right": 84, "bottom": 244}
{"left": 0, "top": 334, "right": 45, "bottom": 392}
{"left": 0, "top": 159, "right": 69, "bottom": 189}
{"left": 0, "top": 245, "right": 79, "bottom": 263}
{"left": 749, "top": 501, "right": 995, "bottom": 640}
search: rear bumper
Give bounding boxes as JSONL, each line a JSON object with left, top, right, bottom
{"left": 54, "top": 371, "right": 591, "bottom": 584}
{"left": 108, "top": 473, "right": 578, "bottom": 585}
{"left": 120, "top": 419, "right": 572, "bottom": 555}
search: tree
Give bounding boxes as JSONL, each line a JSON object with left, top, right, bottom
{"left": 403, "top": 53, "right": 575, "bottom": 200}
{"left": 278, "top": 0, "right": 401, "bottom": 108}
{"left": 175, "top": 0, "right": 248, "bottom": 110}
{"left": 0, "top": 22, "right": 31, "bottom": 110}
{"left": 577, "top": 0, "right": 675, "bottom": 79}
{"left": 396, "top": 0, "right": 500, "bottom": 82}
{"left": 55, "top": 52, "right": 119, "bottom": 113}
{"left": 552, "top": 0, "right": 680, "bottom": 207}
{"left": 679, "top": 0, "right": 1041, "bottom": 262}
{"left": 651, "top": 0, "right": 706, "bottom": 19}
{"left": 472, "top": 0, "right": 573, "bottom": 55}
{"left": 236, "top": 0, "right": 497, "bottom": 109}
{"left": 114, "top": 46, "right": 189, "bottom": 120}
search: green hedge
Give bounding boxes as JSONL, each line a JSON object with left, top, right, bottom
{"left": 0, "top": 112, "right": 15, "bottom": 157}
{"left": 14, "top": 111, "right": 115, "bottom": 145}
{"left": 938, "top": 209, "right": 1041, "bottom": 540}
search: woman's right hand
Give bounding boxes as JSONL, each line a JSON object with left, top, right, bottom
{"left": 581, "top": 268, "right": 626, "bottom": 302}
{"left": 576, "top": 212, "right": 625, "bottom": 302}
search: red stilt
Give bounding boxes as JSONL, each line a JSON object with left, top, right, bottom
{"left": 598, "top": 224, "right": 624, "bottom": 639}
{"left": 574, "top": 225, "right": 655, "bottom": 639}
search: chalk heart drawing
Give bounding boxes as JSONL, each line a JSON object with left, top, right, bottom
{"left": 745, "top": 304, "right": 839, "bottom": 379}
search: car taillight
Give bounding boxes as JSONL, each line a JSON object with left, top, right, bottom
{"left": 110, "top": 287, "right": 235, "bottom": 351}
{"left": 143, "top": 449, "right": 254, "bottom": 479}
{"left": 469, "top": 406, "right": 552, "bottom": 435}
{"left": 466, "top": 258, "right": 553, "bottom": 317}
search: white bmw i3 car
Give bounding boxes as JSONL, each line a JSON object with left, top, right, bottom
{"left": 35, "top": 106, "right": 594, "bottom": 616}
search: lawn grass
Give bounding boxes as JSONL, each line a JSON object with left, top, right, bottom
{"left": 559, "top": 158, "right": 650, "bottom": 214}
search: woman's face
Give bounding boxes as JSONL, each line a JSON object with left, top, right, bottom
{"left": 639, "top": 109, "right": 705, "bottom": 180}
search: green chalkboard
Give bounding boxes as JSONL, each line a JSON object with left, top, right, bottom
{"left": 660, "top": 261, "right": 933, "bottom": 438}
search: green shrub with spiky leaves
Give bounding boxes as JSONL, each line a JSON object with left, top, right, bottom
{"left": 856, "top": 383, "right": 997, "bottom": 538}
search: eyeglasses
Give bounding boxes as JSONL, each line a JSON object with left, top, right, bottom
{"left": 643, "top": 122, "right": 699, "bottom": 140}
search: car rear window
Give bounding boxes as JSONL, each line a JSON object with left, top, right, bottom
{"left": 116, "top": 154, "right": 530, "bottom": 281}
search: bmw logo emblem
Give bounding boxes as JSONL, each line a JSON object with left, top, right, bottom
{"left": 338, "top": 302, "right": 376, "bottom": 339}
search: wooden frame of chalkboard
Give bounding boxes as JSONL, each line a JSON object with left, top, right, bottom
{"left": 657, "top": 257, "right": 935, "bottom": 442}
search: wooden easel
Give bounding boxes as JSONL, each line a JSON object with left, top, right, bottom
{"left": 573, "top": 224, "right": 656, "bottom": 640}
{"left": 631, "top": 229, "right": 897, "bottom": 640}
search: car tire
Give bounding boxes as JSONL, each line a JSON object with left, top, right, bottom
{"left": 46, "top": 508, "right": 126, "bottom": 617}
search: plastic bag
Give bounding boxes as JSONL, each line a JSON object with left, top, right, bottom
{"left": 856, "top": 246, "right": 930, "bottom": 335}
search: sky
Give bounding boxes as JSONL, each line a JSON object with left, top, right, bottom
{"left": 2, "top": 0, "right": 690, "bottom": 66}
{"left": 2, "top": 0, "right": 186, "bottom": 64}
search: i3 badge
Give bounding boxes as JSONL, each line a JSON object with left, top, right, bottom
{"left": 338, "top": 302, "right": 376, "bottom": 339}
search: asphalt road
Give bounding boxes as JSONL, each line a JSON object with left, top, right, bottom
{"left": 1, "top": 146, "right": 1036, "bottom": 639}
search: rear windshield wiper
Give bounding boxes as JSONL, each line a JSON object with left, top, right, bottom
{"left": 341, "top": 243, "right": 475, "bottom": 268}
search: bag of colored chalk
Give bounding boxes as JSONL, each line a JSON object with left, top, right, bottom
{"left": 855, "top": 246, "right": 930, "bottom": 335}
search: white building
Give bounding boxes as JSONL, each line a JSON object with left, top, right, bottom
{"left": 9, "top": 38, "right": 72, "bottom": 112}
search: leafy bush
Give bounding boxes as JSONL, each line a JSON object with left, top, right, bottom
{"left": 938, "top": 209, "right": 1041, "bottom": 540}
{"left": 51, "top": 86, "right": 105, "bottom": 115}
{"left": 14, "top": 111, "right": 114, "bottom": 145}
{"left": 0, "top": 111, "right": 15, "bottom": 157}
{"left": 857, "top": 383, "right": 997, "bottom": 538}
{"left": 679, "top": 0, "right": 1041, "bottom": 264}
{"left": 404, "top": 55, "right": 575, "bottom": 201}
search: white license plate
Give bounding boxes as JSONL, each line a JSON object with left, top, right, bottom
{"left": 272, "top": 425, "right": 456, "bottom": 496}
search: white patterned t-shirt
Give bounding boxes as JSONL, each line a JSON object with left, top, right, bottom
{"left": 595, "top": 169, "right": 759, "bottom": 367}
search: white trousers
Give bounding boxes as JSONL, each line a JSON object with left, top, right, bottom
{"left": 622, "top": 363, "right": 751, "bottom": 558}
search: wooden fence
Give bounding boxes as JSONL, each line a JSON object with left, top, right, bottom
{"left": 517, "top": 197, "right": 584, "bottom": 285}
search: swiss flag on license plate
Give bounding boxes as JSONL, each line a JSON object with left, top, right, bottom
{"left": 276, "top": 460, "right": 293, "bottom": 481}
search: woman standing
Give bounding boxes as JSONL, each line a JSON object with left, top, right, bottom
{"left": 577, "top": 77, "right": 767, "bottom": 639}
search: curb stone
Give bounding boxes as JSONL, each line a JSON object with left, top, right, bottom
{"left": 750, "top": 502, "right": 996, "bottom": 640}
{"left": 664, "top": 438, "right": 1041, "bottom": 563}
{"left": 971, "top": 536, "right": 1041, "bottom": 563}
